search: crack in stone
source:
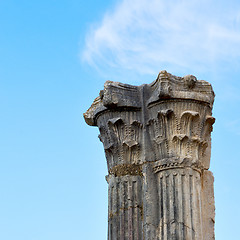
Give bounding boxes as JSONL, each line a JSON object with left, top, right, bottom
{"left": 160, "top": 220, "right": 195, "bottom": 232}
{"left": 108, "top": 204, "right": 143, "bottom": 219}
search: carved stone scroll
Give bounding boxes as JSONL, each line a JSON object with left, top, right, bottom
{"left": 84, "top": 70, "right": 215, "bottom": 240}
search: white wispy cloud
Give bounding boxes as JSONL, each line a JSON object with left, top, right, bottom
{"left": 81, "top": 0, "right": 240, "bottom": 79}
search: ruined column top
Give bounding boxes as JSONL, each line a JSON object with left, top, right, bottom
{"left": 84, "top": 70, "right": 215, "bottom": 126}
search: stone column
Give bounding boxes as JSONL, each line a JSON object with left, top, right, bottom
{"left": 84, "top": 71, "right": 215, "bottom": 240}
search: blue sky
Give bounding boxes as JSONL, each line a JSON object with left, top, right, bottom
{"left": 0, "top": 0, "right": 240, "bottom": 239}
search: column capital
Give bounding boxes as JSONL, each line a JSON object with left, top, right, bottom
{"left": 84, "top": 71, "right": 215, "bottom": 172}
{"left": 84, "top": 70, "right": 214, "bottom": 127}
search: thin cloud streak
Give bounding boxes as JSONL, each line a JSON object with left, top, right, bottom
{"left": 82, "top": 0, "right": 240, "bottom": 77}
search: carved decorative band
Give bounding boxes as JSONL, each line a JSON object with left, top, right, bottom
{"left": 109, "top": 164, "right": 143, "bottom": 177}
{"left": 153, "top": 158, "right": 203, "bottom": 173}
{"left": 147, "top": 98, "right": 212, "bottom": 108}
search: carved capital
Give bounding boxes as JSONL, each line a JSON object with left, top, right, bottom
{"left": 84, "top": 71, "right": 215, "bottom": 173}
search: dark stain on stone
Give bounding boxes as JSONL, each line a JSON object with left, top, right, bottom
{"left": 109, "top": 164, "right": 143, "bottom": 177}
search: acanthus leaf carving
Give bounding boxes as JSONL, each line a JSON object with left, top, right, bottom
{"left": 98, "top": 116, "right": 143, "bottom": 167}
{"left": 203, "top": 116, "right": 215, "bottom": 138}
{"left": 180, "top": 110, "right": 200, "bottom": 137}
{"left": 122, "top": 139, "right": 138, "bottom": 148}
{"left": 99, "top": 126, "right": 112, "bottom": 150}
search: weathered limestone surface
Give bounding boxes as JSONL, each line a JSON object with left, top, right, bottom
{"left": 84, "top": 71, "right": 215, "bottom": 240}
